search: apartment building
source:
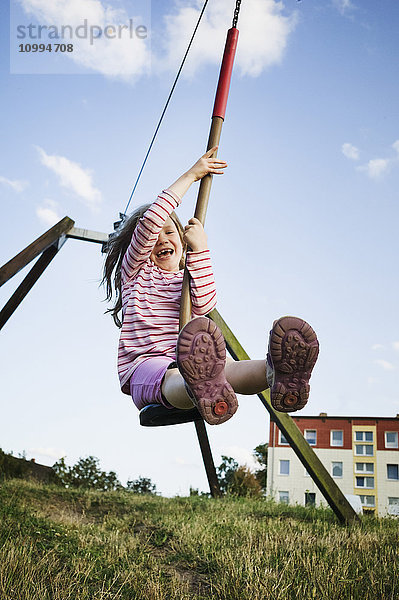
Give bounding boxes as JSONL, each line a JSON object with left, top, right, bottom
{"left": 267, "top": 414, "right": 399, "bottom": 516}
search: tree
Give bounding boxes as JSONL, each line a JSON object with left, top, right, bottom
{"left": 253, "top": 443, "right": 268, "bottom": 492}
{"left": 229, "top": 466, "right": 262, "bottom": 497}
{"left": 53, "top": 456, "right": 123, "bottom": 491}
{"left": 216, "top": 445, "right": 268, "bottom": 498}
{"left": 216, "top": 455, "right": 262, "bottom": 498}
{"left": 126, "top": 476, "right": 157, "bottom": 495}
{"left": 68, "top": 456, "right": 103, "bottom": 489}
{"left": 52, "top": 457, "right": 71, "bottom": 486}
{"left": 216, "top": 455, "right": 239, "bottom": 494}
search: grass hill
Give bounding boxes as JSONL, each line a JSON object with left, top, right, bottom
{"left": 0, "top": 479, "right": 398, "bottom": 600}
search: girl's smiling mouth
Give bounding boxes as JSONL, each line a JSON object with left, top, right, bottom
{"left": 156, "top": 248, "right": 174, "bottom": 258}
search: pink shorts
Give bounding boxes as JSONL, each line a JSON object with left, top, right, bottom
{"left": 129, "top": 356, "right": 175, "bottom": 410}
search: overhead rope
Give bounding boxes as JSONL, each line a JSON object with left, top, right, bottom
{"left": 120, "top": 0, "right": 210, "bottom": 222}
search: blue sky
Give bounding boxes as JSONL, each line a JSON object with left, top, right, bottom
{"left": 1, "top": 0, "right": 399, "bottom": 496}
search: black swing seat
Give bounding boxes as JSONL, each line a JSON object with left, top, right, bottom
{"left": 139, "top": 404, "right": 202, "bottom": 427}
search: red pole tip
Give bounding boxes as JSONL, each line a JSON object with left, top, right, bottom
{"left": 212, "top": 27, "right": 239, "bottom": 120}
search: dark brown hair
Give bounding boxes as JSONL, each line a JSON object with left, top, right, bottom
{"left": 102, "top": 204, "right": 186, "bottom": 327}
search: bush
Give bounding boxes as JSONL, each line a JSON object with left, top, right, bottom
{"left": 126, "top": 476, "right": 157, "bottom": 495}
{"left": 229, "top": 466, "right": 262, "bottom": 497}
{"left": 216, "top": 456, "right": 262, "bottom": 497}
{"left": 53, "top": 456, "right": 123, "bottom": 491}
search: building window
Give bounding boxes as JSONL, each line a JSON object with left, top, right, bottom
{"left": 385, "top": 432, "right": 398, "bottom": 449}
{"left": 330, "top": 430, "right": 343, "bottom": 447}
{"left": 279, "top": 460, "right": 290, "bottom": 476}
{"left": 388, "top": 498, "right": 399, "bottom": 515}
{"left": 356, "top": 476, "right": 374, "bottom": 489}
{"left": 355, "top": 445, "right": 374, "bottom": 456}
{"left": 359, "top": 495, "right": 375, "bottom": 507}
{"left": 387, "top": 464, "right": 399, "bottom": 480}
{"left": 305, "top": 492, "right": 316, "bottom": 506}
{"left": 305, "top": 430, "right": 317, "bottom": 446}
{"left": 331, "top": 462, "right": 343, "bottom": 478}
{"left": 279, "top": 431, "right": 289, "bottom": 445}
{"left": 355, "top": 431, "right": 373, "bottom": 442}
{"left": 279, "top": 491, "right": 289, "bottom": 504}
{"left": 355, "top": 462, "right": 374, "bottom": 474}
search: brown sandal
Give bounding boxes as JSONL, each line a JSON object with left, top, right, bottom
{"left": 176, "top": 317, "right": 238, "bottom": 425}
{"left": 267, "top": 316, "right": 319, "bottom": 412}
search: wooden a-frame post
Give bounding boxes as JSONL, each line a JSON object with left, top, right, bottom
{"left": 0, "top": 217, "right": 75, "bottom": 330}
{"left": 209, "top": 310, "right": 360, "bottom": 525}
{"left": 178, "top": 25, "right": 240, "bottom": 500}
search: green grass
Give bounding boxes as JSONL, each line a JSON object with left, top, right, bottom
{"left": 0, "top": 480, "right": 398, "bottom": 599}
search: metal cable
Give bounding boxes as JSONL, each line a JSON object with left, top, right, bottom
{"left": 232, "top": 0, "right": 242, "bottom": 28}
{"left": 121, "top": 0, "right": 210, "bottom": 220}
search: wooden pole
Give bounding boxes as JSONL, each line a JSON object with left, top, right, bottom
{"left": 0, "top": 238, "right": 68, "bottom": 331}
{"left": 209, "top": 309, "right": 360, "bottom": 525}
{"left": 179, "top": 117, "right": 224, "bottom": 328}
{"left": 178, "top": 27, "right": 239, "bottom": 497}
{"left": 0, "top": 217, "right": 74, "bottom": 288}
{"left": 179, "top": 27, "right": 239, "bottom": 330}
{"left": 195, "top": 420, "right": 222, "bottom": 498}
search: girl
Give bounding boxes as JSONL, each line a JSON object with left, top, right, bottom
{"left": 103, "top": 147, "right": 319, "bottom": 425}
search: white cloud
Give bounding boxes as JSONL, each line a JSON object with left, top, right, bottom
{"left": 367, "top": 377, "right": 378, "bottom": 385}
{"left": 19, "top": 0, "right": 296, "bottom": 82}
{"left": 342, "top": 143, "right": 359, "bottom": 160}
{"left": 360, "top": 158, "right": 390, "bottom": 179}
{"left": 36, "top": 146, "right": 102, "bottom": 210}
{"left": 332, "top": 0, "right": 356, "bottom": 15}
{"left": 221, "top": 445, "right": 260, "bottom": 472}
{"left": 19, "top": 0, "right": 150, "bottom": 80}
{"left": 159, "top": 0, "right": 297, "bottom": 78}
{"left": 392, "top": 342, "right": 399, "bottom": 352}
{"left": 0, "top": 175, "right": 28, "bottom": 192}
{"left": 371, "top": 343, "right": 384, "bottom": 351}
{"left": 36, "top": 199, "right": 62, "bottom": 226}
{"left": 374, "top": 359, "right": 395, "bottom": 371}
{"left": 356, "top": 139, "right": 399, "bottom": 180}
{"left": 29, "top": 447, "right": 67, "bottom": 461}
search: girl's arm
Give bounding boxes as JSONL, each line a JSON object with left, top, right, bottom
{"left": 183, "top": 217, "right": 217, "bottom": 316}
{"left": 187, "top": 249, "right": 217, "bottom": 316}
{"left": 168, "top": 146, "right": 227, "bottom": 198}
{"left": 122, "top": 147, "right": 227, "bottom": 281}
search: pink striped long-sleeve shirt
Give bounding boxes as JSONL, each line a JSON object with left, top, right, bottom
{"left": 118, "top": 189, "right": 217, "bottom": 394}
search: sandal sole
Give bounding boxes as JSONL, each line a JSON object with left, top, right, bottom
{"left": 268, "top": 316, "right": 319, "bottom": 413}
{"left": 176, "top": 317, "right": 238, "bottom": 425}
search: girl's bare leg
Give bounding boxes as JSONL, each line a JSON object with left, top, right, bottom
{"left": 161, "top": 358, "right": 268, "bottom": 409}
{"left": 161, "top": 368, "right": 193, "bottom": 409}
{"left": 225, "top": 358, "right": 268, "bottom": 395}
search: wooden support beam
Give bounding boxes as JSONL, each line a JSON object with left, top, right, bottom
{"left": 209, "top": 309, "right": 359, "bottom": 525}
{"left": 0, "top": 217, "right": 74, "bottom": 287}
{"left": 194, "top": 420, "right": 222, "bottom": 497}
{"left": 0, "top": 243, "right": 62, "bottom": 331}
{"left": 66, "top": 227, "right": 108, "bottom": 245}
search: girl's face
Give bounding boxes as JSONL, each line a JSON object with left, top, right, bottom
{"left": 150, "top": 217, "right": 183, "bottom": 272}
